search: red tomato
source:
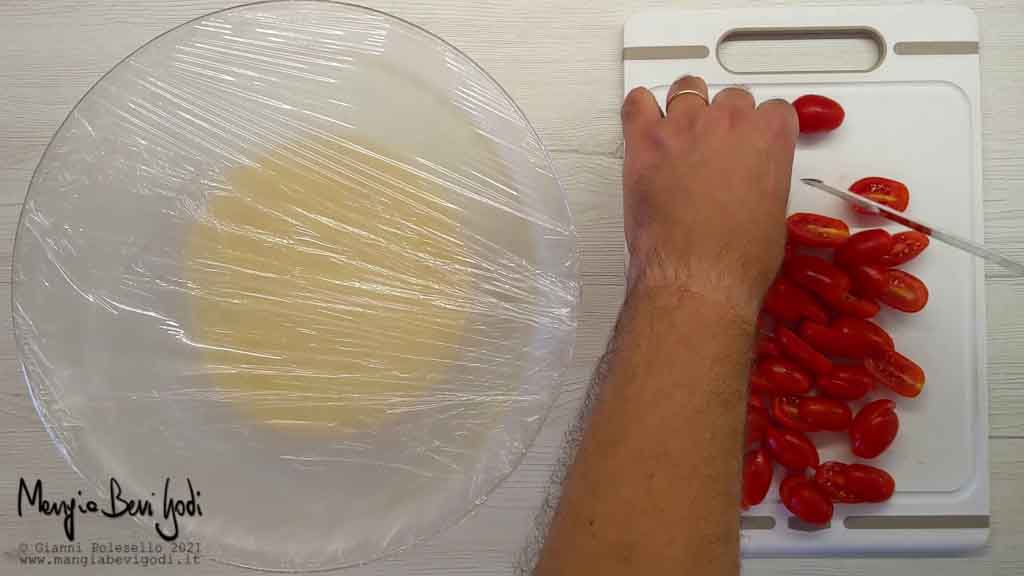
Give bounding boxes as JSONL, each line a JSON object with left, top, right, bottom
{"left": 816, "top": 366, "right": 874, "bottom": 401}
{"left": 793, "top": 95, "right": 845, "bottom": 134}
{"left": 832, "top": 317, "right": 894, "bottom": 353}
{"left": 775, "top": 326, "right": 832, "bottom": 375}
{"left": 798, "top": 322, "right": 873, "bottom": 359}
{"left": 849, "top": 177, "right": 910, "bottom": 213}
{"left": 865, "top": 349, "right": 926, "bottom": 398}
{"left": 814, "top": 462, "right": 895, "bottom": 503}
{"left": 878, "top": 269, "right": 929, "bottom": 313}
{"left": 742, "top": 448, "right": 774, "bottom": 509}
{"left": 780, "top": 475, "right": 834, "bottom": 524}
{"left": 787, "top": 213, "right": 851, "bottom": 248}
{"left": 766, "top": 426, "right": 820, "bottom": 470}
{"left": 783, "top": 254, "right": 852, "bottom": 298}
{"left": 750, "top": 369, "right": 775, "bottom": 394}
{"left": 851, "top": 264, "right": 887, "bottom": 299}
{"left": 758, "top": 358, "right": 813, "bottom": 395}
{"left": 773, "top": 395, "right": 852, "bottom": 432}
{"left": 819, "top": 290, "right": 881, "bottom": 319}
{"left": 880, "top": 231, "right": 930, "bottom": 267}
{"left": 746, "top": 404, "right": 771, "bottom": 449}
{"left": 812, "top": 461, "right": 860, "bottom": 503}
{"left": 850, "top": 399, "right": 899, "bottom": 459}
{"left": 835, "top": 229, "right": 893, "bottom": 268}
{"left": 756, "top": 334, "right": 783, "bottom": 358}
{"left": 763, "top": 277, "right": 829, "bottom": 324}
{"left": 748, "top": 393, "right": 769, "bottom": 411}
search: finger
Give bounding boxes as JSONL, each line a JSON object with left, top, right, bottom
{"left": 757, "top": 99, "right": 799, "bottom": 200}
{"left": 712, "top": 86, "right": 755, "bottom": 110}
{"left": 622, "top": 87, "right": 662, "bottom": 146}
{"left": 665, "top": 75, "right": 708, "bottom": 128}
{"left": 757, "top": 98, "right": 800, "bottom": 142}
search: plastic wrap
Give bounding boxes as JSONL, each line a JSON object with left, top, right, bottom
{"left": 13, "top": 2, "right": 577, "bottom": 570}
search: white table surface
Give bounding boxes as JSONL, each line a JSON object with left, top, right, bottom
{"left": 2, "top": 1, "right": 1022, "bottom": 574}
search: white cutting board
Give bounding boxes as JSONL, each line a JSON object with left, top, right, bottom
{"left": 624, "top": 6, "right": 988, "bottom": 555}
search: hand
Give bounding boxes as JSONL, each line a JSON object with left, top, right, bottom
{"left": 622, "top": 76, "right": 798, "bottom": 321}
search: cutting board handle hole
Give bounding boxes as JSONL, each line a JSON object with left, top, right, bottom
{"left": 718, "top": 28, "right": 884, "bottom": 74}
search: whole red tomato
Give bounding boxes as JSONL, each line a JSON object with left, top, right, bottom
{"left": 772, "top": 395, "right": 852, "bottom": 432}
{"left": 832, "top": 317, "right": 894, "bottom": 353}
{"left": 814, "top": 461, "right": 895, "bottom": 503}
{"left": 878, "top": 269, "right": 929, "bottom": 313}
{"left": 865, "top": 349, "right": 926, "bottom": 398}
{"left": 836, "top": 229, "right": 893, "bottom": 268}
{"left": 850, "top": 399, "right": 899, "bottom": 459}
{"left": 757, "top": 358, "right": 813, "bottom": 395}
{"left": 756, "top": 334, "right": 783, "bottom": 358}
{"left": 780, "top": 475, "right": 834, "bottom": 524}
{"left": 787, "top": 213, "right": 851, "bottom": 248}
{"left": 766, "top": 426, "right": 820, "bottom": 470}
{"left": 851, "top": 264, "right": 887, "bottom": 299}
{"left": 816, "top": 365, "right": 874, "bottom": 401}
{"left": 775, "top": 326, "right": 832, "bottom": 375}
{"left": 793, "top": 95, "right": 845, "bottom": 134}
{"left": 763, "top": 277, "right": 829, "bottom": 324}
{"left": 799, "top": 322, "right": 877, "bottom": 359}
{"left": 819, "top": 290, "right": 881, "bottom": 320}
{"left": 746, "top": 403, "right": 771, "bottom": 449}
{"left": 880, "top": 231, "right": 930, "bottom": 267}
{"left": 784, "top": 254, "right": 852, "bottom": 298}
{"left": 742, "top": 448, "right": 774, "bottom": 509}
{"left": 849, "top": 177, "right": 910, "bottom": 213}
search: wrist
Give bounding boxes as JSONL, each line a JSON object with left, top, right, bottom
{"left": 626, "top": 276, "right": 760, "bottom": 334}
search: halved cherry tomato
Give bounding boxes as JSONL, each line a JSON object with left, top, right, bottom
{"left": 819, "top": 290, "right": 881, "bottom": 319}
{"left": 835, "top": 229, "right": 893, "bottom": 268}
{"left": 849, "top": 177, "right": 910, "bottom": 213}
{"left": 814, "top": 462, "right": 895, "bottom": 503}
{"left": 784, "top": 254, "right": 852, "bottom": 298}
{"left": 742, "top": 448, "right": 774, "bottom": 509}
{"left": 775, "top": 326, "right": 832, "bottom": 375}
{"left": 766, "top": 426, "right": 820, "bottom": 470}
{"left": 772, "top": 395, "right": 852, "bottom": 432}
{"left": 832, "top": 317, "right": 894, "bottom": 353}
{"left": 816, "top": 366, "right": 874, "bottom": 401}
{"left": 798, "top": 322, "right": 875, "bottom": 359}
{"left": 746, "top": 404, "right": 771, "bottom": 449}
{"left": 757, "top": 358, "right": 813, "bottom": 395}
{"left": 865, "top": 349, "right": 926, "bottom": 398}
{"left": 793, "top": 95, "right": 845, "bottom": 134}
{"left": 787, "top": 213, "right": 851, "bottom": 248}
{"left": 850, "top": 399, "right": 899, "bottom": 459}
{"left": 880, "top": 231, "right": 930, "bottom": 267}
{"left": 851, "top": 264, "right": 887, "bottom": 299}
{"left": 780, "top": 475, "right": 834, "bottom": 524}
{"left": 756, "top": 334, "right": 783, "bottom": 358}
{"left": 878, "top": 269, "right": 929, "bottom": 313}
{"left": 763, "top": 277, "right": 829, "bottom": 324}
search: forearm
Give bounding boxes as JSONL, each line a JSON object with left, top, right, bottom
{"left": 535, "top": 284, "right": 756, "bottom": 576}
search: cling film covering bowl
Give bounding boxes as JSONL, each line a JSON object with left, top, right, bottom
{"left": 13, "top": 1, "right": 578, "bottom": 570}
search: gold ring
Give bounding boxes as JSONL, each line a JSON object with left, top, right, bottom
{"left": 666, "top": 89, "right": 709, "bottom": 109}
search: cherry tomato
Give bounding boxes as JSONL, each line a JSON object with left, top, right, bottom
{"left": 819, "top": 290, "right": 881, "bottom": 319}
{"left": 766, "top": 426, "right": 820, "bottom": 470}
{"left": 835, "top": 229, "right": 893, "bottom": 268}
{"left": 787, "top": 213, "right": 851, "bottom": 248}
{"left": 814, "top": 462, "right": 895, "bottom": 503}
{"left": 812, "top": 461, "right": 860, "bottom": 503}
{"left": 773, "top": 395, "right": 852, "bottom": 432}
{"left": 851, "top": 264, "right": 887, "bottom": 299}
{"left": 865, "top": 349, "right": 926, "bottom": 398}
{"left": 850, "top": 399, "right": 899, "bottom": 459}
{"left": 816, "top": 366, "right": 874, "bottom": 401}
{"left": 763, "top": 277, "right": 829, "bottom": 324}
{"left": 758, "top": 358, "right": 813, "bottom": 395}
{"left": 880, "top": 231, "right": 930, "bottom": 267}
{"left": 750, "top": 369, "right": 775, "bottom": 394}
{"left": 793, "top": 95, "right": 845, "bottom": 134}
{"left": 756, "top": 334, "right": 783, "bottom": 358}
{"left": 784, "top": 254, "right": 852, "bottom": 298}
{"left": 780, "top": 475, "right": 834, "bottom": 524}
{"left": 742, "top": 448, "right": 774, "bottom": 509}
{"left": 746, "top": 404, "right": 771, "bottom": 449}
{"left": 832, "top": 317, "right": 894, "bottom": 353}
{"left": 775, "top": 326, "right": 832, "bottom": 375}
{"left": 749, "top": 392, "right": 769, "bottom": 411}
{"left": 878, "top": 269, "right": 929, "bottom": 313}
{"left": 849, "top": 177, "right": 910, "bottom": 213}
{"left": 798, "top": 322, "right": 875, "bottom": 359}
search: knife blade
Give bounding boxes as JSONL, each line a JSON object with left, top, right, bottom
{"left": 800, "top": 178, "right": 1024, "bottom": 276}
